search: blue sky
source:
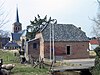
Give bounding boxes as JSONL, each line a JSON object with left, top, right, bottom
{"left": 0, "top": 0, "right": 98, "bottom": 37}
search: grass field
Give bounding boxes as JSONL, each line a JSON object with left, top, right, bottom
{"left": 0, "top": 49, "right": 49, "bottom": 75}
{"left": 0, "top": 49, "right": 83, "bottom": 75}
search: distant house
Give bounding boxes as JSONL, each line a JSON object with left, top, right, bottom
{"left": 25, "top": 24, "right": 89, "bottom": 60}
{"left": 4, "top": 41, "right": 21, "bottom": 50}
{"left": 0, "top": 37, "right": 10, "bottom": 49}
{"left": 11, "top": 7, "right": 26, "bottom": 49}
{"left": 89, "top": 39, "right": 99, "bottom": 50}
{"left": 11, "top": 7, "right": 22, "bottom": 46}
{"left": 11, "top": 30, "right": 26, "bottom": 46}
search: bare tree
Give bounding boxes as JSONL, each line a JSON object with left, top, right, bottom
{"left": 0, "top": 0, "right": 9, "bottom": 28}
{"left": 0, "top": 30, "right": 10, "bottom": 37}
{"left": 0, "top": 0, "right": 9, "bottom": 37}
{"left": 92, "top": 0, "right": 100, "bottom": 37}
{"left": 97, "top": 0, "right": 100, "bottom": 5}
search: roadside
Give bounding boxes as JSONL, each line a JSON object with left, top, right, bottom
{"left": 63, "top": 58, "right": 95, "bottom": 63}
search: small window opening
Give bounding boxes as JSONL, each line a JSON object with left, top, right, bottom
{"left": 66, "top": 46, "right": 71, "bottom": 55}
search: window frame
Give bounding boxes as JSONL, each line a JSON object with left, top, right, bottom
{"left": 66, "top": 45, "right": 71, "bottom": 55}
{"left": 33, "top": 43, "right": 38, "bottom": 49}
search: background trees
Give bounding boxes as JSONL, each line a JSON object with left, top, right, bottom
{"left": 92, "top": 0, "right": 100, "bottom": 37}
{"left": 0, "top": 30, "right": 10, "bottom": 37}
{"left": 91, "top": 1, "right": 100, "bottom": 73}
{"left": 0, "top": 0, "right": 9, "bottom": 28}
{"left": 26, "top": 14, "right": 57, "bottom": 40}
{"left": 91, "top": 46, "right": 100, "bottom": 75}
{"left": 0, "top": 0, "right": 9, "bottom": 37}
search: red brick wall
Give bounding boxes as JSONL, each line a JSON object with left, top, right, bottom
{"left": 28, "top": 38, "right": 89, "bottom": 59}
{"left": 44, "top": 41, "right": 89, "bottom": 59}
{"left": 28, "top": 39, "right": 40, "bottom": 59}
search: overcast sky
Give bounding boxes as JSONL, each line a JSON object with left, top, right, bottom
{"left": 0, "top": 0, "right": 98, "bottom": 37}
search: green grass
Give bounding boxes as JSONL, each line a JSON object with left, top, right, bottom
{"left": 12, "top": 65, "right": 49, "bottom": 75}
{"left": 0, "top": 50, "right": 20, "bottom": 64}
{"left": 11, "top": 64, "right": 49, "bottom": 75}
{"left": 0, "top": 49, "right": 49, "bottom": 75}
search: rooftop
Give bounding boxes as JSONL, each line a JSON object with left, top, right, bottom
{"left": 90, "top": 39, "right": 99, "bottom": 45}
{"left": 4, "top": 41, "right": 20, "bottom": 47}
{"left": 41, "top": 24, "right": 89, "bottom": 41}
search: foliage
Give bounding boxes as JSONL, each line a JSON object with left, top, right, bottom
{"left": 0, "top": 50, "right": 20, "bottom": 64}
{"left": 94, "top": 46, "right": 100, "bottom": 57}
{"left": 12, "top": 65, "right": 48, "bottom": 75}
{"left": 91, "top": 5, "right": 100, "bottom": 75}
{"left": 0, "top": 50, "right": 49, "bottom": 75}
{"left": 26, "top": 14, "right": 57, "bottom": 40}
{"left": 91, "top": 46, "right": 100, "bottom": 75}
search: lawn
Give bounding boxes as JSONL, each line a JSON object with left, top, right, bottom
{"left": 0, "top": 49, "right": 82, "bottom": 75}
{"left": 0, "top": 49, "right": 49, "bottom": 75}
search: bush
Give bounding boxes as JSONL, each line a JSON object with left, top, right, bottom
{"left": 94, "top": 46, "right": 100, "bottom": 57}
{"left": 91, "top": 46, "right": 100, "bottom": 75}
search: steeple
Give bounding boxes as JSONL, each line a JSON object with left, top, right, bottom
{"left": 16, "top": 7, "right": 19, "bottom": 22}
{"left": 12, "top": 6, "right": 22, "bottom": 33}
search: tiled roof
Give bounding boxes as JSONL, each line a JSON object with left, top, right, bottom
{"left": 12, "top": 30, "right": 26, "bottom": 41}
{"left": 12, "top": 33, "right": 22, "bottom": 41}
{"left": 90, "top": 40, "right": 99, "bottom": 45}
{"left": 13, "top": 22, "right": 21, "bottom": 26}
{"left": 41, "top": 24, "right": 89, "bottom": 41}
{"left": 4, "top": 41, "right": 20, "bottom": 47}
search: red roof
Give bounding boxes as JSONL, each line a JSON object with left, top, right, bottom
{"left": 90, "top": 39, "right": 99, "bottom": 45}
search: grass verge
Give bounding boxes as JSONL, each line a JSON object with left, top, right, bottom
{"left": 0, "top": 49, "right": 49, "bottom": 75}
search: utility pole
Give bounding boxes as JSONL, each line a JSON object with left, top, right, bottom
{"left": 50, "top": 23, "right": 52, "bottom": 62}
{"left": 52, "top": 22, "right": 55, "bottom": 63}
{"left": 49, "top": 19, "right": 57, "bottom": 62}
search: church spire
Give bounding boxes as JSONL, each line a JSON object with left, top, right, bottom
{"left": 16, "top": 7, "right": 19, "bottom": 22}
{"left": 12, "top": 6, "right": 22, "bottom": 33}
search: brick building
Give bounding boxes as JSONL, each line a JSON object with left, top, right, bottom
{"left": 25, "top": 24, "right": 89, "bottom": 60}
{"left": 0, "top": 37, "right": 10, "bottom": 49}
{"left": 11, "top": 7, "right": 27, "bottom": 48}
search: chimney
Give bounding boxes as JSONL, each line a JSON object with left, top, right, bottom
{"left": 78, "top": 27, "right": 81, "bottom": 30}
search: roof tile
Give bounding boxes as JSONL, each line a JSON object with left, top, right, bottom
{"left": 42, "top": 24, "right": 89, "bottom": 41}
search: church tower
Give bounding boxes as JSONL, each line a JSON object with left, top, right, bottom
{"left": 12, "top": 7, "right": 22, "bottom": 33}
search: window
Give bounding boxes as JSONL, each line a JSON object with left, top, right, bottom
{"left": 17, "top": 27, "right": 19, "bottom": 31}
{"left": 66, "top": 46, "right": 71, "bottom": 55}
{"left": 33, "top": 43, "right": 37, "bottom": 49}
